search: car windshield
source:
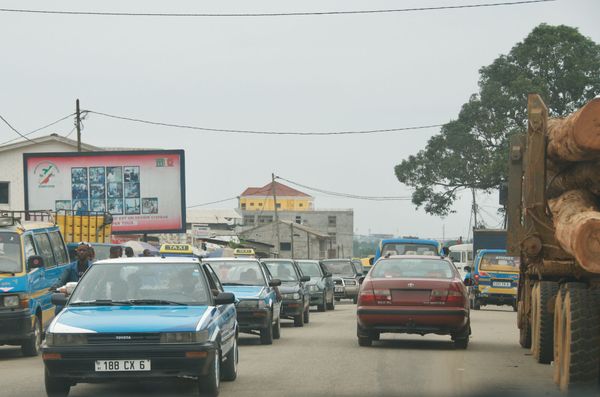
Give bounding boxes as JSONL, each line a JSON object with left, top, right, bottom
{"left": 322, "top": 260, "right": 356, "bottom": 277}
{"left": 371, "top": 258, "right": 455, "bottom": 279}
{"left": 0, "top": 232, "right": 22, "bottom": 273}
{"left": 208, "top": 261, "right": 267, "bottom": 286}
{"left": 381, "top": 243, "right": 438, "bottom": 256}
{"left": 296, "top": 261, "right": 322, "bottom": 277}
{"left": 69, "top": 262, "right": 210, "bottom": 305}
{"left": 479, "top": 254, "right": 519, "bottom": 272}
{"left": 263, "top": 261, "right": 298, "bottom": 282}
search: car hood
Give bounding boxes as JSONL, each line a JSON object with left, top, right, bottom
{"left": 50, "top": 306, "right": 211, "bottom": 334}
{"left": 223, "top": 286, "right": 266, "bottom": 299}
{"left": 279, "top": 282, "right": 301, "bottom": 293}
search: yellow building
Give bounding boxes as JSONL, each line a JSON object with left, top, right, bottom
{"left": 239, "top": 181, "right": 313, "bottom": 212}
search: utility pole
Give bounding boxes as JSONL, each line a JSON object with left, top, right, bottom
{"left": 271, "top": 173, "right": 281, "bottom": 257}
{"left": 76, "top": 99, "right": 82, "bottom": 152}
{"left": 471, "top": 188, "right": 478, "bottom": 230}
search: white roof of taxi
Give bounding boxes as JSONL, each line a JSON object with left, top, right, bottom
{"left": 202, "top": 257, "right": 260, "bottom": 262}
{"left": 94, "top": 257, "right": 201, "bottom": 265}
{"left": 381, "top": 255, "right": 449, "bottom": 261}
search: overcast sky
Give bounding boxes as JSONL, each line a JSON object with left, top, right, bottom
{"left": 0, "top": 0, "right": 598, "bottom": 239}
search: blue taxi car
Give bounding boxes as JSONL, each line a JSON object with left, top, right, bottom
{"left": 42, "top": 257, "right": 238, "bottom": 397}
{"left": 204, "top": 258, "right": 282, "bottom": 345}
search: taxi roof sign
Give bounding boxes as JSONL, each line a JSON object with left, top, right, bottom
{"left": 233, "top": 248, "right": 255, "bottom": 257}
{"left": 160, "top": 244, "right": 194, "bottom": 255}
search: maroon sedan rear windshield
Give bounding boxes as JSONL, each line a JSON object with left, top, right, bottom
{"left": 372, "top": 258, "right": 454, "bottom": 279}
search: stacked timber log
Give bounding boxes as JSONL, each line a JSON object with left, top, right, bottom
{"left": 545, "top": 98, "right": 600, "bottom": 273}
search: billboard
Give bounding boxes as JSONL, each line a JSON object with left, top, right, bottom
{"left": 24, "top": 150, "right": 186, "bottom": 234}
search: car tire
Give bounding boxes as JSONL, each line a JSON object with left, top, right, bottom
{"left": 198, "top": 350, "right": 220, "bottom": 397}
{"left": 294, "top": 311, "right": 304, "bottom": 327}
{"left": 260, "top": 315, "right": 274, "bottom": 345}
{"left": 22, "top": 315, "right": 42, "bottom": 357}
{"left": 371, "top": 332, "right": 380, "bottom": 341}
{"left": 45, "top": 369, "right": 71, "bottom": 397}
{"left": 353, "top": 296, "right": 358, "bottom": 304}
{"left": 221, "top": 338, "right": 238, "bottom": 382}
{"left": 334, "top": 298, "right": 341, "bottom": 302}
{"left": 327, "top": 294, "right": 335, "bottom": 310}
{"left": 272, "top": 316, "right": 281, "bottom": 340}
{"left": 473, "top": 298, "right": 481, "bottom": 311}
{"left": 358, "top": 336, "right": 372, "bottom": 347}
{"left": 453, "top": 323, "right": 470, "bottom": 350}
{"left": 317, "top": 293, "right": 326, "bottom": 312}
{"left": 303, "top": 306, "right": 310, "bottom": 324}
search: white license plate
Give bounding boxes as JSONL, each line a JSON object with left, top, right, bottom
{"left": 95, "top": 359, "right": 151, "bottom": 372}
{"left": 492, "top": 281, "right": 511, "bottom": 288}
{"left": 335, "top": 287, "right": 344, "bottom": 292}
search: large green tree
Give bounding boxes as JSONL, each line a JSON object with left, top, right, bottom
{"left": 395, "top": 24, "right": 600, "bottom": 216}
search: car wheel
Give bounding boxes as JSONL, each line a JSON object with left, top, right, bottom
{"left": 334, "top": 298, "right": 341, "bottom": 302}
{"left": 358, "top": 336, "right": 372, "bottom": 347}
{"left": 198, "top": 350, "right": 220, "bottom": 396}
{"left": 303, "top": 306, "right": 310, "bottom": 324}
{"left": 45, "top": 369, "right": 71, "bottom": 397}
{"left": 327, "top": 294, "right": 335, "bottom": 310}
{"left": 371, "top": 332, "right": 380, "bottom": 341}
{"left": 317, "top": 293, "right": 326, "bottom": 312}
{"left": 294, "top": 311, "right": 304, "bottom": 327}
{"left": 272, "top": 316, "right": 281, "bottom": 340}
{"left": 473, "top": 298, "right": 481, "bottom": 311}
{"left": 22, "top": 315, "right": 42, "bottom": 357}
{"left": 452, "top": 323, "right": 470, "bottom": 350}
{"left": 221, "top": 338, "right": 238, "bottom": 382}
{"left": 260, "top": 315, "right": 274, "bottom": 345}
{"left": 353, "top": 296, "right": 358, "bottom": 304}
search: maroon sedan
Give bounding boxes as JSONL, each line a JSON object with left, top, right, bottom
{"left": 356, "top": 255, "right": 470, "bottom": 349}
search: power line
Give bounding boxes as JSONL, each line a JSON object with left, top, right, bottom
{"left": 0, "top": 114, "right": 37, "bottom": 144}
{"left": 86, "top": 110, "right": 444, "bottom": 136}
{"left": 187, "top": 196, "right": 239, "bottom": 208}
{"left": 276, "top": 176, "right": 413, "bottom": 201}
{"left": 0, "top": 112, "right": 76, "bottom": 146}
{"left": 0, "top": 1, "right": 556, "bottom": 18}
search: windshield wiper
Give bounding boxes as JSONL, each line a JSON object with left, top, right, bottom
{"left": 0, "top": 270, "right": 16, "bottom": 275}
{"left": 127, "top": 299, "right": 187, "bottom": 306}
{"left": 70, "top": 300, "right": 124, "bottom": 306}
{"left": 223, "top": 282, "right": 253, "bottom": 286}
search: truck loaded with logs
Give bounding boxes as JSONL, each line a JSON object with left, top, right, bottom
{"left": 507, "top": 94, "right": 600, "bottom": 393}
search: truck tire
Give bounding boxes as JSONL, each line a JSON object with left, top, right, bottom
{"left": 553, "top": 287, "right": 565, "bottom": 386}
{"left": 518, "top": 299, "right": 531, "bottom": 349}
{"left": 558, "top": 287, "right": 600, "bottom": 393}
{"left": 531, "top": 281, "right": 558, "bottom": 364}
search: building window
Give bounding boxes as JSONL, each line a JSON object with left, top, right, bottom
{"left": 280, "top": 242, "right": 291, "bottom": 251}
{"left": 250, "top": 202, "right": 255, "bottom": 207}
{"left": 328, "top": 232, "right": 337, "bottom": 244}
{"left": 0, "top": 182, "right": 8, "bottom": 204}
{"left": 241, "top": 203, "right": 246, "bottom": 210}
{"left": 276, "top": 203, "right": 281, "bottom": 209}
{"left": 243, "top": 216, "right": 255, "bottom": 225}
{"left": 258, "top": 202, "right": 263, "bottom": 206}
{"left": 295, "top": 216, "right": 301, "bottom": 224}
{"left": 328, "top": 216, "right": 337, "bottom": 227}
{"left": 258, "top": 215, "right": 273, "bottom": 224}
{"left": 299, "top": 203, "right": 303, "bottom": 207}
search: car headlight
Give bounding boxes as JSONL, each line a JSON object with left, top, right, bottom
{"left": 308, "top": 285, "right": 320, "bottom": 293}
{"left": 45, "top": 333, "right": 87, "bottom": 346}
{"left": 237, "top": 299, "right": 266, "bottom": 309}
{"left": 160, "top": 330, "right": 209, "bottom": 344}
{"left": 3, "top": 295, "right": 19, "bottom": 308}
{"left": 282, "top": 293, "right": 301, "bottom": 300}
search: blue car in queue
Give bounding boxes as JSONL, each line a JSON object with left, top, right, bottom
{"left": 262, "top": 259, "right": 311, "bottom": 327}
{"left": 42, "top": 257, "right": 238, "bottom": 397}
{"left": 205, "top": 258, "right": 282, "bottom": 345}
{"left": 296, "top": 260, "right": 335, "bottom": 312}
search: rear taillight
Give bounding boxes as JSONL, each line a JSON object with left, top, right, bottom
{"left": 429, "top": 286, "right": 464, "bottom": 306}
{"left": 478, "top": 271, "right": 489, "bottom": 278}
{"left": 446, "top": 290, "right": 464, "bottom": 306}
{"left": 359, "top": 288, "right": 391, "bottom": 305}
{"left": 430, "top": 289, "right": 448, "bottom": 303}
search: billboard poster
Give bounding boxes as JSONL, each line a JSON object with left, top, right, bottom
{"left": 24, "top": 150, "right": 186, "bottom": 234}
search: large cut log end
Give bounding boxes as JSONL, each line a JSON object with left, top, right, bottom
{"left": 572, "top": 217, "right": 600, "bottom": 274}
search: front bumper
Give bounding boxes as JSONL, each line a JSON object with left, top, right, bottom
{"left": 308, "top": 291, "right": 325, "bottom": 306}
{"left": 236, "top": 308, "right": 271, "bottom": 331}
{"left": 42, "top": 343, "right": 217, "bottom": 381}
{"left": 357, "top": 306, "right": 468, "bottom": 335}
{"left": 0, "top": 308, "right": 32, "bottom": 344}
{"left": 334, "top": 285, "right": 359, "bottom": 299}
{"left": 281, "top": 300, "right": 304, "bottom": 317}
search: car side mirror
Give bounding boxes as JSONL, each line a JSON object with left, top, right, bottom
{"left": 28, "top": 255, "right": 44, "bottom": 270}
{"left": 300, "top": 276, "right": 310, "bottom": 283}
{"left": 358, "top": 276, "right": 366, "bottom": 285}
{"left": 214, "top": 292, "right": 236, "bottom": 305}
{"left": 269, "top": 279, "right": 282, "bottom": 287}
{"left": 323, "top": 272, "right": 332, "bottom": 278}
{"left": 464, "top": 266, "right": 472, "bottom": 273}
{"left": 51, "top": 293, "right": 68, "bottom": 306}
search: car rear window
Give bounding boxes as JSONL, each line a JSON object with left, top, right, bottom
{"left": 371, "top": 258, "right": 455, "bottom": 279}
{"left": 479, "top": 254, "right": 519, "bottom": 272}
{"left": 381, "top": 243, "right": 438, "bottom": 256}
{"left": 207, "top": 261, "right": 267, "bottom": 286}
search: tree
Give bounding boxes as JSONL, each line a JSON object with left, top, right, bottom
{"left": 395, "top": 24, "right": 600, "bottom": 217}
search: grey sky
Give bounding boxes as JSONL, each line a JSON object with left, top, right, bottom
{"left": 0, "top": 0, "right": 598, "bottom": 239}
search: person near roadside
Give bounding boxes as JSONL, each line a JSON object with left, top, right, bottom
{"left": 124, "top": 246, "right": 135, "bottom": 258}
{"left": 109, "top": 245, "right": 123, "bottom": 259}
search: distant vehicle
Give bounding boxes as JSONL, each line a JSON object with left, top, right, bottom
{"left": 262, "top": 259, "right": 311, "bottom": 327}
{"left": 67, "top": 242, "right": 122, "bottom": 262}
{"left": 233, "top": 248, "right": 256, "bottom": 258}
{"left": 0, "top": 210, "right": 108, "bottom": 357}
{"left": 472, "top": 229, "right": 506, "bottom": 254}
{"left": 321, "top": 259, "right": 363, "bottom": 304}
{"left": 296, "top": 260, "right": 335, "bottom": 312}
{"left": 448, "top": 243, "right": 473, "bottom": 279}
{"left": 374, "top": 238, "right": 441, "bottom": 262}
{"left": 356, "top": 255, "right": 470, "bottom": 349}
{"left": 43, "top": 257, "right": 238, "bottom": 397}
{"left": 467, "top": 249, "right": 519, "bottom": 311}
{"left": 205, "top": 258, "right": 282, "bottom": 344}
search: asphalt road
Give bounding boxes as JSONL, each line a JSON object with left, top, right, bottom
{"left": 1, "top": 302, "right": 561, "bottom": 397}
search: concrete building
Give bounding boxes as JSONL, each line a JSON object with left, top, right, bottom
{"left": 239, "top": 220, "right": 330, "bottom": 259}
{"left": 239, "top": 181, "right": 314, "bottom": 212}
{"left": 0, "top": 134, "right": 101, "bottom": 211}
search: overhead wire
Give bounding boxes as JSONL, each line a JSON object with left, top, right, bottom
{"left": 85, "top": 110, "right": 443, "bottom": 136}
{"left": 0, "top": 112, "right": 76, "bottom": 145}
{"left": 0, "top": 1, "right": 556, "bottom": 18}
{"left": 0, "top": 114, "right": 37, "bottom": 144}
{"left": 187, "top": 196, "right": 239, "bottom": 208}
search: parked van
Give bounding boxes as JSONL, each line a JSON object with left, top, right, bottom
{"left": 449, "top": 243, "right": 473, "bottom": 279}
{"left": 0, "top": 211, "right": 72, "bottom": 356}
{"left": 467, "top": 249, "right": 519, "bottom": 311}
